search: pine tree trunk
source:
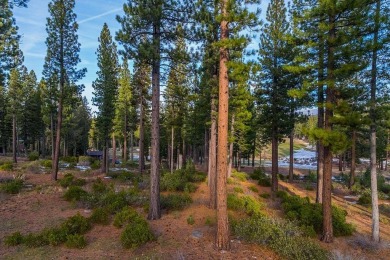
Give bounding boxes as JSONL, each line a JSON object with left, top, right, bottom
{"left": 148, "top": 23, "right": 161, "bottom": 220}
{"left": 112, "top": 134, "right": 116, "bottom": 167}
{"left": 216, "top": 1, "right": 230, "bottom": 249}
{"left": 182, "top": 139, "right": 186, "bottom": 167}
{"left": 370, "top": 0, "right": 380, "bottom": 243}
{"left": 123, "top": 114, "right": 128, "bottom": 162}
{"left": 349, "top": 130, "right": 356, "bottom": 188}
{"left": 171, "top": 127, "right": 174, "bottom": 173}
{"left": 339, "top": 155, "right": 343, "bottom": 172}
{"left": 101, "top": 141, "right": 107, "bottom": 174}
{"left": 12, "top": 114, "right": 17, "bottom": 163}
{"left": 204, "top": 129, "right": 209, "bottom": 172}
{"left": 52, "top": 96, "right": 63, "bottom": 181}
{"left": 289, "top": 130, "right": 294, "bottom": 183}
{"left": 130, "top": 132, "right": 134, "bottom": 162}
{"left": 321, "top": 13, "right": 335, "bottom": 243}
{"left": 316, "top": 25, "right": 325, "bottom": 204}
{"left": 208, "top": 98, "right": 217, "bottom": 209}
{"left": 228, "top": 114, "right": 235, "bottom": 177}
{"left": 237, "top": 150, "right": 241, "bottom": 172}
{"left": 139, "top": 96, "right": 145, "bottom": 174}
{"left": 271, "top": 133, "right": 279, "bottom": 192}
{"left": 51, "top": 113, "right": 55, "bottom": 161}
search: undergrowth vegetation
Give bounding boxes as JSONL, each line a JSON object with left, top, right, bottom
{"left": 0, "top": 179, "right": 23, "bottom": 194}
{"left": 161, "top": 162, "right": 206, "bottom": 192}
{"left": 232, "top": 215, "right": 329, "bottom": 260}
{"left": 227, "top": 193, "right": 263, "bottom": 216}
{"left": 251, "top": 168, "right": 271, "bottom": 187}
{"left": 276, "top": 191, "right": 355, "bottom": 236}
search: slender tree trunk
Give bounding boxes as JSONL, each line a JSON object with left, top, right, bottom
{"left": 204, "top": 129, "right": 209, "bottom": 172}
{"left": 216, "top": 1, "right": 230, "bottom": 249}
{"left": 171, "top": 127, "right": 174, "bottom": 174}
{"left": 339, "top": 155, "right": 343, "bottom": 172}
{"left": 101, "top": 141, "right": 107, "bottom": 174}
{"left": 252, "top": 139, "right": 255, "bottom": 167}
{"left": 148, "top": 23, "right": 161, "bottom": 220}
{"left": 51, "top": 113, "right": 55, "bottom": 160}
{"left": 321, "top": 13, "right": 335, "bottom": 243}
{"left": 289, "top": 130, "right": 294, "bottom": 182}
{"left": 209, "top": 98, "right": 217, "bottom": 209}
{"left": 52, "top": 95, "right": 63, "bottom": 181}
{"left": 370, "top": 0, "right": 380, "bottom": 242}
{"left": 139, "top": 96, "right": 145, "bottom": 174}
{"left": 386, "top": 131, "right": 389, "bottom": 171}
{"left": 182, "top": 139, "right": 186, "bottom": 167}
{"left": 12, "top": 114, "right": 17, "bottom": 163}
{"left": 349, "top": 130, "right": 356, "bottom": 188}
{"left": 123, "top": 115, "right": 128, "bottom": 163}
{"left": 130, "top": 132, "right": 133, "bottom": 162}
{"left": 316, "top": 22, "right": 325, "bottom": 204}
{"left": 228, "top": 114, "right": 235, "bottom": 177}
{"left": 112, "top": 134, "right": 116, "bottom": 167}
{"left": 271, "top": 133, "right": 278, "bottom": 191}
{"left": 237, "top": 150, "right": 241, "bottom": 172}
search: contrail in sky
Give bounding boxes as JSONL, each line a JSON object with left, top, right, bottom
{"left": 78, "top": 8, "right": 122, "bottom": 24}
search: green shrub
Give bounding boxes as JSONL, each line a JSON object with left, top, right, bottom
{"left": 121, "top": 218, "right": 154, "bottom": 248}
{"left": 161, "top": 193, "right": 192, "bottom": 211}
{"left": 58, "top": 173, "right": 86, "bottom": 188}
{"left": 358, "top": 192, "right": 371, "bottom": 205}
{"left": 227, "top": 193, "right": 263, "bottom": 216}
{"left": 23, "top": 161, "right": 41, "bottom": 174}
{"left": 89, "top": 207, "right": 111, "bottom": 225}
{"left": 307, "top": 170, "right": 317, "bottom": 182}
{"left": 61, "top": 156, "right": 78, "bottom": 163}
{"left": 90, "top": 160, "right": 100, "bottom": 169}
{"left": 1, "top": 179, "right": 23, "bottom": 194}
{"left": 4, "top": 232, "right": 23, "bottom": 246}
{"left": 0, "top": 161, "right": 13, "bottom": 171}
{"left": 161, "top": 171, "right": 187, "bottom": 191}
{"left": 249, "top": 185, "right": 259, "bottom": 193}
{"left": 63, "top": 186, "right": 88, "bottom": 201}
{"left": 40, "top": 160, "right": 52, "bottom": 168}
{"left": 61, "top": 213, "right": 91, "bottom": 235}
{"left": 232, "top": 215, "right": 329, "bottom": 260}
{"left": 78, "top": 156, "right": 91, "bottom": 165}
{"left": 252, "top": 169, "right": 272, "bottom": 187}
{"left": 260, "top": 193, "right": 270, "bottom": 199}
{"left": 23, "top": 233, "right": 49, "bottom": 247}
{"left": 280, "top": 193, "right": 354, "bottom": 236}
{"left": 233, "top": 186, "right": 244, "bottom": 193}
{"left": 65, "top": 234, "right": 87, "bottom": 249}
{"left": 43, "top": 227, "right": 67, "bottom": 246}
{"left": 28, "top": 151, "right": 39, "bottom": 161}
{"left": 232, "top": 170, "right": 247, "bottom": 181}
{"left": 92, "top": 178, "right": 109, "bottom": 193}
{"left": 184, "top": 182, "right": 197, "bottom": 193}
{"left": 187, "top": 215, "right": 195, "bottom": 225}
{"left": 107, "top": 171, "right": 134, "bottom": 181}
{"left": 113, "top": 207, "right": 139, "bottom": 228}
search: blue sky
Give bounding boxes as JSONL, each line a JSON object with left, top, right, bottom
{"left": 13, "top": 1, "right": 270, "bottom": 112}
{"left": 13, "top": 0, "right": 125, "bottom": 111}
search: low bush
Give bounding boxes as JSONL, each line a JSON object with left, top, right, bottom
{"left": 227, "top": 193, "right": 263, "bottom": 216}
{"left": 23, "top": 161, "right": 41, "bottom": 174}
{"left": 63, "top": 186, "right": 88, "bottom": 202}
{"left": 161, "top": 193, "right": 192, "bottom": 211}
{"left": 187, "top": 215, "right": 195, "bottom": 225}
{"left": 357, "top": 192, "right": 371, "bottom": 205}
{"left": 4, "top": 232, "right": 23, "bottom": 246}
{"left": 1, "top": 179, "right": 23, "bottom": 194}
{"left": 260, "top": 193, "right": 270, "bottom": 199}
{"left": 90, "top": 160, "right": 100, "bottom": 170}
{"left": 65, "top": 234, "right": 87, "bottom": 249}
{"left": 61, "top": 156, "right": 78, "bottom": 163}
{"left": 89, "top": 207, "right": 111, "bottom": 225}
{"left": 231, "top": 170, "right": 247, "bottom": 181}
{"left": 232, "top": 215, "right": 329, "bottom": 260}
{"left": 91, "top": 178, "right": 110, "bottom": 193}
{"left": 121, "top": 217, "right": 154, "bottom": 249}
{"left": 78, "top": 156, "right": 91, "bottom": 166}
{"left": 40, "top": 159, "right": 52, "bottom": 168}
{"left": 58, "top": 173, "right": 86, "bottom": 188}
{"left": 251, "top": 169, "right": 271, "bottom": 187}
{"left": 4, "top": 213, "right": 91, "bottom": 248}
{"left": 0, "top": 161, "right": 13, "bottom": 171}
{"left": 280, "top": 193, "right": 355, "bottom": 236}
{"left": 233, "top": 186, "right": 244, "bottom": 193}
{"left": 107, "top": 171, "right": 134, "bottom": 181}
{"left": 28, "top": 151, "right": 39, "bottom": 161}
{"left": 113, "top": 207, "right": 139, "bottom": 228}
{"left": 249, "top": 185, "right": 259, "bottom": 193}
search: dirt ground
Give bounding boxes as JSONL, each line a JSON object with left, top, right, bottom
{"left": 1, "top": 160, "right": 390, "bottom": 259}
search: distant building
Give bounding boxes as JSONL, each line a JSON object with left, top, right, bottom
{"left": 87, "top": 150, "right": 103, "bottom": 160}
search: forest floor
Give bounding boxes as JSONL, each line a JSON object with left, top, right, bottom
{"left": 1, "top": 157, "right": 390, "bottom": 259}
